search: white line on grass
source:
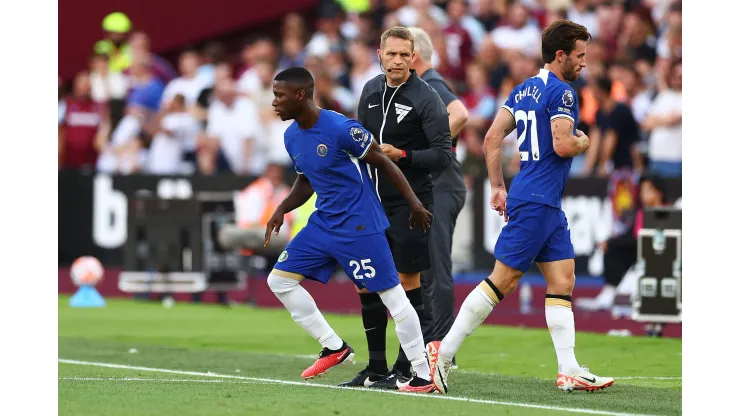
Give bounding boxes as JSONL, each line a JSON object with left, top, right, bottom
{"left": 59, "top": 377, "right": 254, "bottom": 383}
{"left": 275, "top": 352, "right": 681, "bottom": 381}
{"left": 59, "top": 358, "right": 652, "bottom": 416}
{"left": 612, "top": 377, "right": 681, "bottom": 380}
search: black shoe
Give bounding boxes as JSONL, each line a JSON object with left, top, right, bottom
{"left": 338, "top": 366, "right": 386, "bottom": 387}
{"left": 368, "top": 367, "right": 412, "bottom": 390}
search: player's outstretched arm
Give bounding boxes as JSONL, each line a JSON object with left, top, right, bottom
{"left": 483, "top": 109, "right": 515, "bottom": 221}
{"left": 552, "top": 118, "right": 589, "bottom": 158}
{"left": 363, "top": 141, "right": 433, "bottom": 231}
{"left": 264, "top": 175, "right": 314, "bottom": 246}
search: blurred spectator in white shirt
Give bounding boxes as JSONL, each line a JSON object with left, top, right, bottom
{"left": 306, "top": 5, "right": 346, "bottom": 57}
{"left": 194, "top": 63, "right": 234, "bottom": 123}
{"left": 161, "top": 49, "right": 208, "bottom": 108}
{"left": 397, "top": 0, "right": 449, "bottom": 28}
{"left": 567, "top": 0, "right": 599, "bottom": 39}
{"left": 89, "top": 53, "right": 128, "bottom": 104}
{"left": 237, "top": 37, "right": 279, "bottom": 96}
{"left": 347, "top": 40, "right": 379, "bottom": 108}
{"left": 97, "top": 60, "right": 165, "bottom": 174}
{"left": 146, "top": 94, "right": 201, "bottom": 175}
{"left": 490, "top": 2, "right": 541, "bottom": 60}
{"left": 642, "top": 59, "right": 681, "bottom": 177}
{"left": 655, "top": 1, "right": 682, "bottom": 66}
{"left": 198, "top": 78, "right": 261, "bottom": 175}
{"left": 241, "top": 59, "right": 278, "bottom": 111}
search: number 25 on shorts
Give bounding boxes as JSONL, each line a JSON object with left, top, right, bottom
{"left": 349, "top": 259, "right": 375, "bottom": 280}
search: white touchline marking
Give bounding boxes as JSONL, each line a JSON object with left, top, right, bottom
{"left": 269, "top": 353, "right": 680, "bottom": 381}
{"left": 610, "top": 377, "right": 681, "bottom": 380}
{"left": 59, "top": 359, "right": 653, "bottom": 416}
{"left": 59, "top": 377, "right": 254, "bottom": 383}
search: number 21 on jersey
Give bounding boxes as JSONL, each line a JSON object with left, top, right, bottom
{"left": 515, "top": 110, "right": 540, "bottom": 162}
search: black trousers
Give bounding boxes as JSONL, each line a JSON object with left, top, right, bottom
{"left": 420, "top": 188, "right": 466, "bottom": 342}
{"left": 603, "top": 232, "right": 638, "bottom": 287}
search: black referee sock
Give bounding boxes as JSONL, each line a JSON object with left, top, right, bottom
{"left": 393, "top": 287, "right": 426, "bottom": 378}
{"left": 360, "top": 292, "right": 389, "bottom": 375}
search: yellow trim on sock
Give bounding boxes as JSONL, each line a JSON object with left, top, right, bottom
{"left": 477, "top": 281, "right": 500, "bottom": 304}
{"left": 545, "top": 298, "right": 572, "bottom": 309}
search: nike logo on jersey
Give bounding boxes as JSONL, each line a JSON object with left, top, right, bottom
{"left": 395, "top": 103, "right": 411, "bottom": 123}
{"left": 368, "top": 103, "right": 379, "bottom": 108}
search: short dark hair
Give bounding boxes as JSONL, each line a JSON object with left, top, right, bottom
{"left": 640, "top": 172, "right": 668, "bottom": 203}
{"left": 541, "top": 19, "right": 591, "bottom": 63}
{"left": 381, "top": 26, "right": 415, "bottom": 52}
{"left": 274, "top": 66, "right": 315, "bottom": 94}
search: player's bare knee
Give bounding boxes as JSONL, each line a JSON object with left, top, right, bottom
{"left": 267, "top": 271, "right": 303, "bottom": 294}
{"left": 490, "top": 261, "right": 524, "bottom": 296}
{"left": 398, "top": 272, "right": 421, "bottom": 290}
{"left": 538, "top": 260, "right": 576, "bottom": 295}
{"left": 546, "top": 274, "right": 575, "bottom": 296}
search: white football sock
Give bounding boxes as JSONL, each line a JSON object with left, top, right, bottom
{"left": 378, "top": 285, "right": 431, "bottom": 381}
{"left": 268, "top": 273, "right": 343, "bottom": 351}
{"left": 545, "top": 300, "right": 581, "bottom": 375}
{"left": 439, "top": 285, "right": 496, "bottom": 360}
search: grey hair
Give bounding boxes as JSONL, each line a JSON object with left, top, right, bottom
{"left": 407, "top": 27, "right": 433, "bottom": 62}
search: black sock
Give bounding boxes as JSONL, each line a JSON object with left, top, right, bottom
{"left": 360, "top": 292, "right": 389, "bottom": 375}
{"left": 394, "top": 287, "right": 425, "bottom": 377}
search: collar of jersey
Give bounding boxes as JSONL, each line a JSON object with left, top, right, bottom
{"left": 384, "top": 69, "right": 417, "bottom": 89}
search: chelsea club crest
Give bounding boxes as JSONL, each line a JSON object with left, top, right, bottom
{"left": 278, "top": 251, "right": 289, "bottom": 262}
{"left": 317, "top": 144, "right": 328, "bottom": 156}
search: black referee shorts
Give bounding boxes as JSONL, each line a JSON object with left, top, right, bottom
{"left": 384, "top": 202, "right": 433, "bottom": 274}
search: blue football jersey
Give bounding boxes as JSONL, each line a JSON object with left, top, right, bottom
{"left": 502, "top": 69, "right": 579, "bottom": 209}
{"left": 284, "top": 109, "right": 389, "bottom": 236}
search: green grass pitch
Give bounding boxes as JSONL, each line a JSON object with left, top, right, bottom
{"left": 58, "top": 296, "right": 681, "bottom": 415}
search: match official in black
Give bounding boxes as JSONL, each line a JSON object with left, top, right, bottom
{"left": 340, "top": 26, "right": 453, "bottom": 389}
{"left": 407, "top": 27, "right": 468, "bottom": 364}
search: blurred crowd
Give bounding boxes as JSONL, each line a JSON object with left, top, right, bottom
{"left": 58, "top": 0, "right": 682, "bottom": 182}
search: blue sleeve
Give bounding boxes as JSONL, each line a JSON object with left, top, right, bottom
{"left": 284, "top": 133, "right": 303, "bottom": 174}
{"left": 501, "top": 88, "right": 516, "bottom": 117}
{"left": 548, "top": 84, "right": 578, "bottom": 130}
{"left": 338, "top": 119, "right": 373, "bottom": 159}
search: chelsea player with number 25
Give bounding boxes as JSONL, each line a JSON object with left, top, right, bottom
{"left": 426, "top": 20, "right": 615, "bottom": 394}
{"left": 263, "top": 67, "right": 437, "bottom": 393}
